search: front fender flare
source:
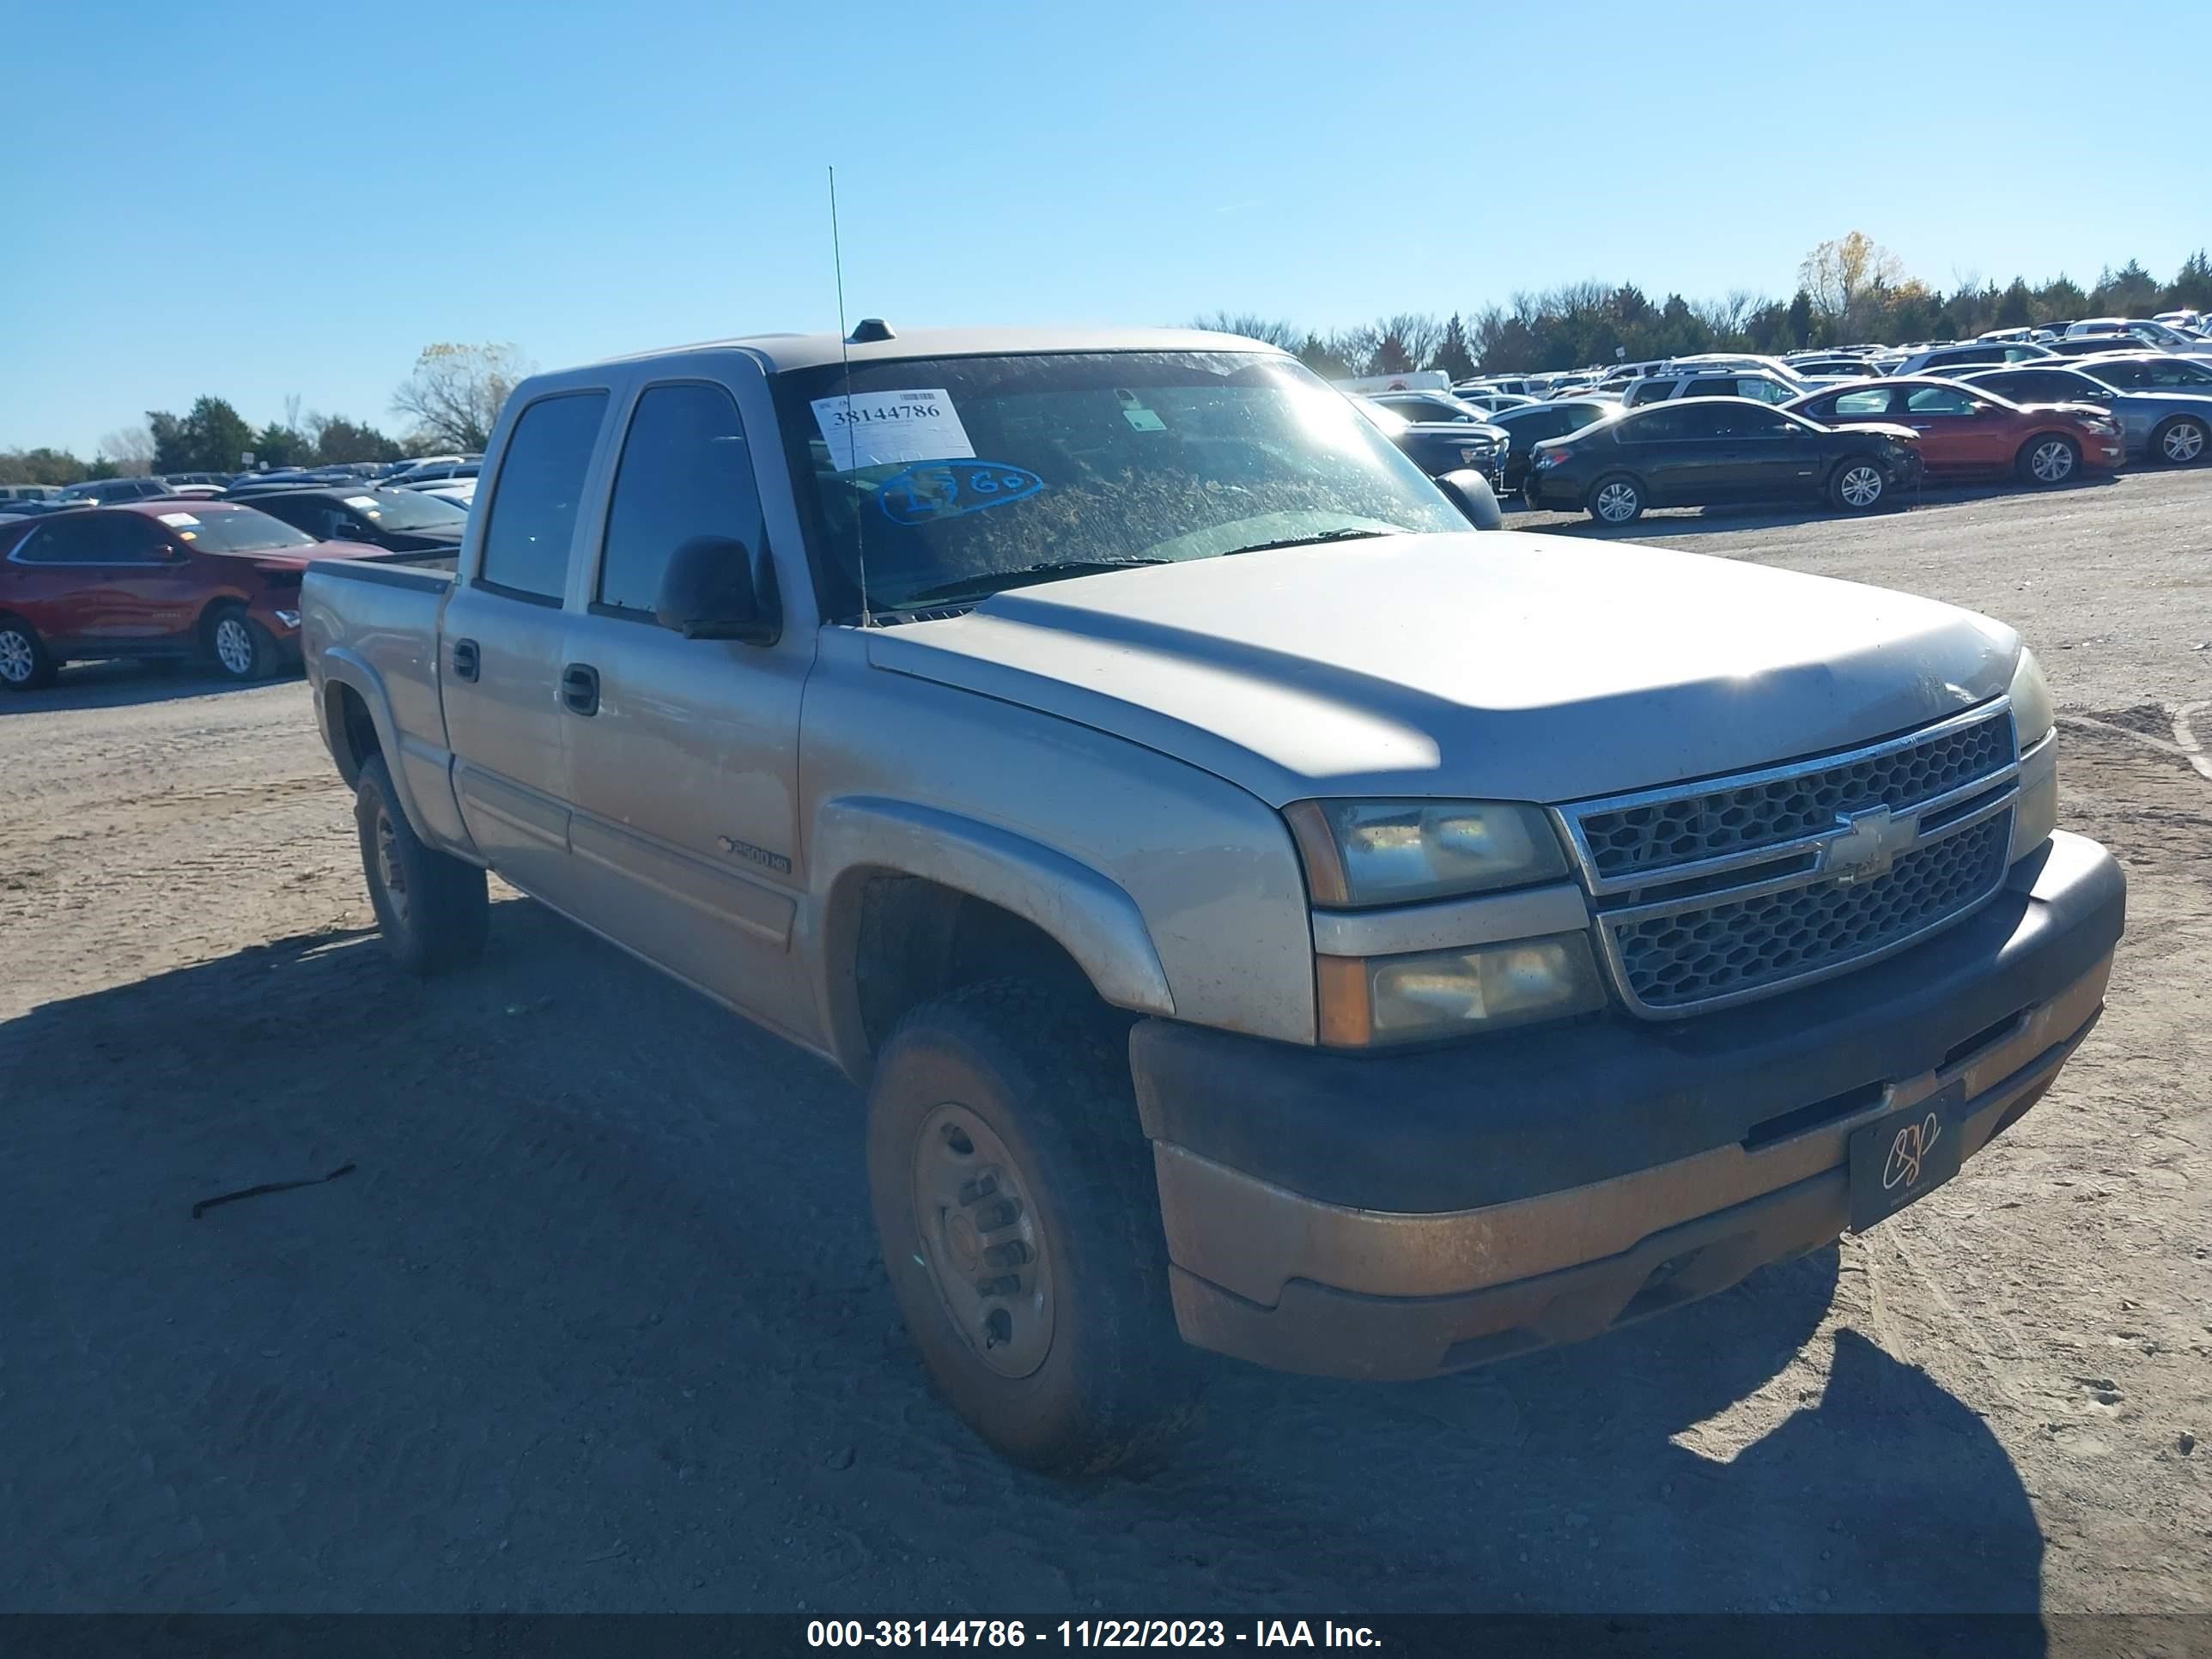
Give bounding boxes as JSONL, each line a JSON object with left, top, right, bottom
{"left": 811, "top": 797, "right": 1176, "bottom": 1068}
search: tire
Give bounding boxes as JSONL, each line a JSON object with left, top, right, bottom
{"left": 865, "top": 978, "right": 1201, "bottom": 1475}
{"left": 0, "top": 616, "right": 57, "bottom": 691}
{"left": 2017, "top": 433, "right": 2079, "bottom": 487}
{"left": 1586, "top": 473, "right": 1644, "bottom": 524}
{"left": 2152, "top": 415, "right": 2208, "bottom": 466}
{"left": 205, "top": 605, "right": 278, "bottom": 681}
{"left": 354, "top": 754, "right": 489, "bottom": 975}
{"left": 1828, "top": 459, "right": 1887, "bottom": 513}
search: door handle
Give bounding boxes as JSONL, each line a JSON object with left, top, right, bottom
{"left": 1908, "top": 423, "right": 1934, "bottom": 430}
{"left": 450, "top": 637, "right": 479, "bottom": 681}
{"left": 560, "top": 661, "right": 599, "bottom": 716}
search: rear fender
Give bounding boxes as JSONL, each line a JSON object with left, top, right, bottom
{"left": 318, "top": 647, "right": 475, "bottom": 856}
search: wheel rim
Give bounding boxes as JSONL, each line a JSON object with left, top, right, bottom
{"left": 1595, "top": 481, "right": 1638, "bottom": 521}
{"left": 2032, "top": 441, "right": 2074, "bottom": 483}
{"left": 0, "top": 629, "right": 32, "bottom": 684}
{"left": 374, "top": 806, "right": 410, "bottom": 927}
{"left": 909, "top": 1103, "right": 1054, "bottom": 1380}
{"left": 215, "top": 617, "right": 255, "bottom": 675}
{"left": 2163, "top": 422, "right": 2205, "bottom": 463}
{"left": 1840, "top": 465, "right": 1883, "bottom": 507}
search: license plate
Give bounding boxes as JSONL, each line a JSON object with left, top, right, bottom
{"left": 1848, "top": 1079, "right": 1969, "bottom": 1232}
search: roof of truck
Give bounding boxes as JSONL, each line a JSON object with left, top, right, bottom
{"left": 594, "top": 326, "right": 1283, "bottom": 375}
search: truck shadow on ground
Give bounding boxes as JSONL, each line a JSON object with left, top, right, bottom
{"left": 0, "top": 908, "right": 2044, "bottom": 1620}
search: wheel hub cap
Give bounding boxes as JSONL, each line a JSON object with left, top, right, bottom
{"left": 2033, "top": 442, "right": 2072, "bottom": 482}
{"left": 1843, "top": 467, "right": 1881, "bottom": 506}
{"left": 911, "top": 1103, "right": 1054, "bottom": 1380}
{"left": 1597, "top": 483, "right": 1635, "bottom": 520}
{"left": 0, "top": 631, "right": 30, "bottom": 684}
{"left": 2166, "top": 424, "right": 2203, "bottom": 461}
{"left": 216, "top": 618, "right": 253, "bottom": 674}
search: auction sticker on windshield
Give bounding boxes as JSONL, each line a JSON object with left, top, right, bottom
{"left": 811, "top": 389, "right": 975, "bottom": 471}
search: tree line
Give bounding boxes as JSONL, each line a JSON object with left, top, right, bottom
{"left": 1196, "top": 234, "right": 2212, "bottom": 380}
{"left": 1, "top": 343, "right": 532, "bottom": 485}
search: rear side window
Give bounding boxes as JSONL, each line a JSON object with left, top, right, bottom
{"left": 1905, "top": 386, "right": 1978, "bottom": 415}
{"left": 15, "top": 514, "right": 168, "bottom": 563}
{"left": 477, "top": 392, "right": 608, "bottom": 600}
{"left": 1832, "top": 388, "right": 1894, "bottom": 416}
{"left": 1620, "top": 406, "right": 1692, "bottom": 441}
{"left": 597, "top": 382, "right": 766, "bottom": 617}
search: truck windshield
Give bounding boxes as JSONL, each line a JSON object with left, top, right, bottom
{"left": 774, "top": 350, "right": 1468, "bottom": 620}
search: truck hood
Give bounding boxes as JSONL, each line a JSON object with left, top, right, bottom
{"left": 866, "top": 532, "right": 2018, "bottom": 805}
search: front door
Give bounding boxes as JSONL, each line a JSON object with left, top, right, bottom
{"left": 102, "top": 512, "right": 208, "bottom": 640}
{"left": 1899, "top": 384, "right": 2013, "bottom": 472}
{"left": 440, "top": 388, "right": 611, "bottom": 904}
{"left": 556, "top": 379, "right": 815, "bottom": 1037}
{"left": 1706, "top": 404, "right": 1824, "bottom": 500}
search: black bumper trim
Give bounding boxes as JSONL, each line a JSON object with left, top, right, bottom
{"left": 1129, "top": 831, "right": 2124, "bottom": 1214}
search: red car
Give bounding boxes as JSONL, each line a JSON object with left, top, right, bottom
{"left": 1785, "top": 376, "right": 2124, "bottom": 486}
{"left": 0, "top": 501, "right": 392, "bottom": 690}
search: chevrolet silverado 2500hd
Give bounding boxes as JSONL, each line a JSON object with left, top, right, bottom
{"left": 301, "top": 326, "right": 2124, "bottom": 1472}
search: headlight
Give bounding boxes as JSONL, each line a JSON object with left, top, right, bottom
{"left": 273, "top": 609, "right": 302, "bottom": 629}
{"left": 1285, "top": 799, "right": 1570, "bottom": 907}
{"left": 2009, "top": 647, "right": 2054, "bottom": 747}
{"left": 1317, "top": 933, "right": 1607, "bottom": 1046}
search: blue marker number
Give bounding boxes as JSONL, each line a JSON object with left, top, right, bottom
{"left": 880, "top": 460, "right": 1045, "bottom": 526}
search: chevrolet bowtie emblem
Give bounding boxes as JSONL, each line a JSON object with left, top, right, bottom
{"left": 1825, "top": 804, "right": 1917, "bottom": 884}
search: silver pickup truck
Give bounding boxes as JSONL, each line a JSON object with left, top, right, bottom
{"left": 302, "top": 325, "right": 2124, "bottom": 1473}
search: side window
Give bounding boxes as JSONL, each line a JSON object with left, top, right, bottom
{"left": 2085, "top": 361, "right": 2142, "bottom": 387}
{"left": 2142, "top": 359, "right": 2212, "bottom": 386}
{"left": 477, "top": 392, "right": 608, "bottom": 600}
{"left": 1625, "top": 380, "right": 1671, "bottom": 406}
{"left": 1741, "top": 378, "right": 1791, "bottom": 404}
{"left": 1684, "top": 378, "right": 1735, "bottom": 398}
{"left": 15, "top": 519, "right": 100, "bottom": 562}
{"left": 598, "top": 381, "right": 765, "bottom": 617}
{"left": 1905, "top": 386, "right": 1978, "bottom": 416}
{"left": 1620, "top": 406, "right": 1692, "bottom": 442}
{"left": 1708, "top": 405, "right": 1792, "bottom": 439}
{"left": 1832, "top": 388, "right": 1895, "bottom": 416}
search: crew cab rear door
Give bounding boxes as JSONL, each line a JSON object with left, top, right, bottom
{"left": 440, "top": 388, "right": 611, "bottom": 902}
{"left": 555, "top": 370, "right": 814, "bottom": 1036}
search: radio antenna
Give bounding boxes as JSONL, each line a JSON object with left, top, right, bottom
{"left": 830, "top": 164, "right": 872, "bottom": 628}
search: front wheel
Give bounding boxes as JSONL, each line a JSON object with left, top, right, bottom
{"left": 355, "top": 755, "right": 489, "bottom": 975}
{"left": 2153, "top": 416, "right": 2208, "bottom": 466}
{"left": 1829, "top": 459, "right": 1887, "bottom": 513}
{"left": 207, "top": 606, "right": 279, "bottom": 681}
{"left": 1587, "top": 474, "right": 1644, "bottom": 524}
{"left": 0, "top": 617, "right": 57, "bottom": 691}
{"left": 866, "top": 980, "right": 1200, "bottom": 1474}
{"left": 2018, "top": 434, "right": 2079, "bottom": 486}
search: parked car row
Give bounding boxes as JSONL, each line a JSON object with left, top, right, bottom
{"left": 0, "top": 495, "right": 448, "bottom": 691}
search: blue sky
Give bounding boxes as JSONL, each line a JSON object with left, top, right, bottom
{"left": 4, "top": 0, "right": 2202, "bottom": 456}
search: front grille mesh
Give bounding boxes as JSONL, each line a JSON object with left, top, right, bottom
{"left": 1607, "top": 813, "right": 2012, "bottom": 1011}
{"left": 1578, "top": 710, "right": 2014, "bottom": 883}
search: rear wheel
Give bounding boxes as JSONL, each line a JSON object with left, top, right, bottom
{"left": 0, "top": 617, "right": 57, "bottom": 691}
{"left": 2153, "top": 415, "right": 2207, "bottom": 466}
{"left": 2018, "top": 434, "right": 2079, "bottom": 486}
{"left": 1587, "top": 473, "right": 1644, "bottom": 524}
{"left": 355, "top": 755, "right": 489, "bottom": 975}
{"left": 1829, "top": 459, "right": 1887, "bottom": 513}
{"left": 206, "top": 605, "right": 278, "bottom": 681}
{"left": 866, "top": 979, "right": 1200, "bottom": 1474}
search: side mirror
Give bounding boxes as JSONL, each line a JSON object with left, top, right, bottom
{"left": 654, "top": 535, "right": 781, "bottom": 644}
{"left": 1434, "top": 468, "right": 1503, "bottom": 532}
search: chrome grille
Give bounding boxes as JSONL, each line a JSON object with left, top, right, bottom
{"left": 1605, "top": 812, "right": 2012, "bottom": 1011}
{"left": 1577, "top": 707, "right": 2014, "bottom": 885}
{"left": 1560, "top": 701, "right": 2021, "bottom": 1018}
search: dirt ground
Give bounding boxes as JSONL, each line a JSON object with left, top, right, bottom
{"left": 1, "top": 471, "right": 2207, "bottom": 1617}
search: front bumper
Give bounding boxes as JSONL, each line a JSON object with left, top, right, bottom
{"left": 1130, "top": 831, "right": 2124, "bottom": 1381}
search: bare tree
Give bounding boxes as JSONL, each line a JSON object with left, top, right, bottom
{"left": 392, "top": 343, "right": 531, "bottom": 452}
{"left": 97, "top": 422, "right": 155, "bottom": 477}
{"left": 1801, "top": 233, "right": 1906, "bottom": 324}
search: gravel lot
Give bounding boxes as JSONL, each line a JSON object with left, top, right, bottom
{"left": 2, "top": 470, "right": 2207, "bottom": 1616}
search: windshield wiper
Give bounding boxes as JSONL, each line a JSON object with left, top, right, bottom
{"left": 885, "top": 558, "right": 1170, "bottom": 609}
{"left": 1218, "top": 527, "right": 1393, "bottom": 557}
